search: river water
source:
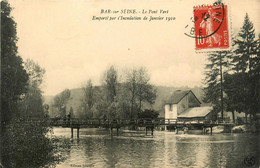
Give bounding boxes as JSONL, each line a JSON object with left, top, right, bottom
{"left": 53, "top": 127, "right": 259, "bottom": 168}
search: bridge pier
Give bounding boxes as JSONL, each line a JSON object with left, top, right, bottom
{"left": 145, "top": 126, "right": 154, "bottom": 136}
{"left": 77, "top": 128, "right": 80, "bottom": 139}
{"left": 71, "top": 127, "right": 80, "bottom": 139}
{"left": 202, "top": 127, "right": 206, "bottom": 134}
{"left": 110, "top": 127, "right": 113, "bottom": 138}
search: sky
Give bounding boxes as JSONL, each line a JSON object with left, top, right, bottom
{"left": 9, "top": 0, "right": 260, "bottom": 96}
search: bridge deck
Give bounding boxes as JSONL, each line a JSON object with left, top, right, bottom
{"left": 49, "top": 118, "right": 235, "bottom": 128}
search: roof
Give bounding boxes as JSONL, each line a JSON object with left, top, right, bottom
{"left": 165, "top": 90, "right": 190, "bottom": 104}
{"left": 178, "top": 106, "right": 213, "bottom": 118}
{"left": 165, "top": 90, "right": 201, "bottom": 104}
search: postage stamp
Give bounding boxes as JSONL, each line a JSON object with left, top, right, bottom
{"left": 193, "top": 4, "right": 230, "bottom": 51}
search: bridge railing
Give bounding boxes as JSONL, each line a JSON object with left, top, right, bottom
{"left": 49, "top": 117, "right": 233, "bottom": 127}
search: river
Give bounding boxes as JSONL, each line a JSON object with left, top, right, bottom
{"left": 53, "top": 127, "right": 259, "bottom": 168}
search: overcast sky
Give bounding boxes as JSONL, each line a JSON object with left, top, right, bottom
{"left": 10, "top": 0, "right": 260, "bottom": 96}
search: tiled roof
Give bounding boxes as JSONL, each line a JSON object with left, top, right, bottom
{"left": 165, "top": 90, "right": 190, "bottom": 104}
{"left": 178, "top": 106, "right": 213, "bottom": 118}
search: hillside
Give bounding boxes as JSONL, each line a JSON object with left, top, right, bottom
{"left": 45, "top": 86, "right": 204, "bottom": 118}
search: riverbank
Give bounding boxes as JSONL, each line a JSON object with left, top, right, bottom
{"left": 163, "top": 123, "right": 260, "bottom": 135}
{"left": 199, "top": 124, "right": 260, "bottom": 134}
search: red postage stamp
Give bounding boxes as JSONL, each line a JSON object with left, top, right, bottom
{"left": 194, "top": 4, "right": 230, "bottom": 51}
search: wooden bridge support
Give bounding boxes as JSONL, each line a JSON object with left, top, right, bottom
{"left": 71, "top": 127, "right": 80, "bottom": 139}
{"left": 202, "top": 127, "right": 206, "bottom": 134}
{"left": 110, "top": 127, "right": 113, "bottom": 138}
{"left": 109, "top": 126, "right": 120, "bottom": 138}
{"left": 145, "top": 126, "right": 154, "bottom": 136}
{"left": 77, "top": 128, "right": 80, "bottom": 139}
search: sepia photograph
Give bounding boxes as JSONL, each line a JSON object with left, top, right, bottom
{"left": 0, "top": 0, "right": 260, "bottom": 167}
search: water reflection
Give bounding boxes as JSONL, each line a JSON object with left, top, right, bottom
{"left": 54, "top": 128, "right": 259, "bottom": 168}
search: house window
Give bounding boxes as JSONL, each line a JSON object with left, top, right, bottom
{"left": 169, "top": 104, "right": 172, "bottom": 111}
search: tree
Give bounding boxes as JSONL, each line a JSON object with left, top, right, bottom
{"left": 223, "top": 73, "right": 250, "bottom": 123}
{"left": 1, "top": 0, "right": 28, "bottom": 123}
{"left": 102, "top": 66, "right": 118, "bottom": 119}
{"left": 43, "top": 104, "right": 50, "bottom": 115}
{"left": 69, "top": 106, "right": 74, "bottom": 118}
{"left": 136, "top": 68, "right": 156, "bottom": 111}
{"left": 252, "top": 34, "right": 260, "bottom": 116}
{"left": 94, "top": 87, "right": 110, "bottom": 119}
{"left": 137, "top": 109, "right": 159, "bottom": 119}
{"left": 203, "top": 51, "right": 232, "bottom": 119}
{"left": 1, "top": 2, "right": 66, "bottom": 167}
{"left": 20, "top": 59, "right": 46, "bottom": 118}
{"left": 104, "top": 66, "right": 118, "bottom": 102}
{"left": 80, "top": 79, "right": 95, "bottom": 119}
{"left": 232, "top": 13, "right": 257, "bottom": 73}
{"left": 53, "top": 89, "right": 71, "bottom": 117}
{"left": 124, "top": 67, "right": 157, "bottom": 119}
{"left": 125, "top": 68, "right": 138, "bottom": 118}
{"left": 230, "top": 14, "right": 259, "bottom": 121}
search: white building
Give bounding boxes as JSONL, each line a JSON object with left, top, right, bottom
{"left": 165, "top": 90, "right": 213, "bottom": 122}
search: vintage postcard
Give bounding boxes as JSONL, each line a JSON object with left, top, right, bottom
{"left": 1, "top": 0, "right": 259, "bottom": 167}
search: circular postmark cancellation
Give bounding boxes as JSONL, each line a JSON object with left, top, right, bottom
{"left": 244, "top": 155, "right": 256, "bottom": 167}
{"left": 184, "top": 2, "right": 230, "bottom": 51}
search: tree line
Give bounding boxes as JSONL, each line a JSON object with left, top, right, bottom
{"left": 1, "top": 1, "right": 66, "bottom": 167}
{"left": 53, "top": 66, "right": 158, "bottom": 120}
{"left": 203, "top": 13, "right": 260, "bottom": 123}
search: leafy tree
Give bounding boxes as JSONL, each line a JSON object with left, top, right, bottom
{"left": 43, "top": 104, "right": 50, "bottom": 115}
{"left": 124, "top": 67, "right": 157, "bottom": 119}
{"left": 125, "top": 68, "right": 138, "bottom": 118}
{"left": 104, "top": 66, "right": 118, "bottom": 102}
{"left": 1, "top": 0, "right": 28, "bottom": 123}
{"left": 116, "top": 87, "right": 132, "bottom": 119}
{"left": 94, "top": 87, "right": 110, "bottom": 119}
{"left": 137, "top": 109, "right": 159, "bottom": 119}
{"left": 53, "top": 89, "right": 71, "bottom": 117}
{"left": 1, "top": 1, "right": 67, "bottom": 167}
{"left": 136, "top": 68, "right": 156, "bottom": 111}
{"left": 20, "top": 59, "right": 46, "bottom": 118}
{"left": 2, "top": 117, "right": 67, "bottom": 168}
{"left": 96, "top": 66, "right": 156, "bottom": 120}
{"left": 69, "top": 107, "right": 74, "bottom": 117}
{"left": 80, "top": 79, "right": 95, "bottom": 119}
{"left": 102, "top": 66, "right": 118, "bottom": 119}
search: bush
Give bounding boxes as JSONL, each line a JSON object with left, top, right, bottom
{"left": 1, "top": 116, "right": 68, "bottom": 168}
{"left": 137, "top": 109, "right": 159, "bottom": 119}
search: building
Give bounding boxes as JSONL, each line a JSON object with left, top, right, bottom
{"left": 164, "top": 90, "right": 213, "bottom": 121}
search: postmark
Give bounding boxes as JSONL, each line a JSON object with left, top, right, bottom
{"left": 184, "top": 3, "right": 231, "bottom": 51}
